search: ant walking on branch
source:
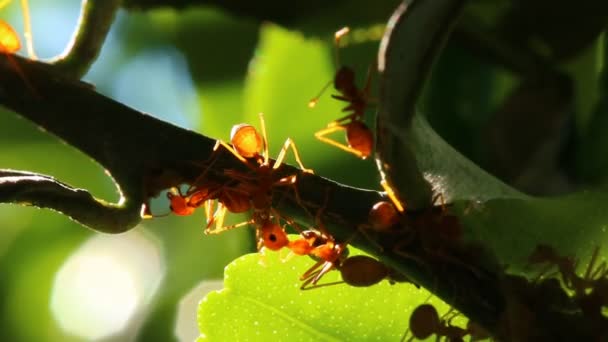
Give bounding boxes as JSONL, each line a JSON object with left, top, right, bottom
{"left": 310, "top": 26, "right": 375, "bottom": 160}
{"left": 206, "top": 112, "right": 314, "bottom": 251}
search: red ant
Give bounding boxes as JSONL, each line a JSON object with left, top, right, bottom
{"left": 205, "top": 112, "right": 313, "bottom": 251}
{"left": 368, "top": 200, "right": 401, "bottom": 231}
{"left": 0, "top": 20, "right": 20, "bottom": 54}
{"left": 289, "top": 221, "right": 415, "bottom": 289}
{"left": 0, "top": 19, "right": 36, "bottom": 93}
{"left": 310, "top": 26, "right": 375, "bottom": 159}
{"left": 1, "top": 0, "right": 36, "bottom": 58}
{"left": 336, "top": 254, "right": 415, "bottom": 288}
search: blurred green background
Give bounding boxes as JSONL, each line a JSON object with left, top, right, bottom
{"left": 0, "top": 0, "right": 606, "bottom": 340}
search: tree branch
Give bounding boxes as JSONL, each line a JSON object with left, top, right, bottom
{"left": 0, "top": 169, "right": 138, "bottom": 232}
{"left": 50, "top": 0, "right": 122, "bottom": 78}
{"left": 0, "top": 52, "right": 506, "bottom": 335}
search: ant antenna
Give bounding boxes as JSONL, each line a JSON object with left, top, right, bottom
{"left": 308, "top": 80, "right": 333, "bottom": 108}
{"left": 308, "top": 26, "right": 350, "bottom": 109}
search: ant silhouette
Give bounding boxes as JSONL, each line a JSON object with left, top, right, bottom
{"left": 404, "top": 304, "right": 485, "bottom": 342}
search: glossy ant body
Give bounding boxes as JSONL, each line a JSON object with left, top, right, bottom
{"left": 0, "top": 20, "right": 20, "bottom": 54}
{"left": 310, "top": 26, "right": 375, "bottom": 159}
{"left": 289, "top": 228, "right": 415, "bottom": 289}
{"left": 368, "top": 200, "right": 400, "bottom": 231}
{"left": 207, "top": 112, "right": 313, "bottom": 251}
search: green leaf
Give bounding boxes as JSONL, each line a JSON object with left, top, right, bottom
{"left": 243, "top": 24, "right": 341, "bottom": 162}
{"left": 197, "top": 245, "right": 464, "bottom": 341}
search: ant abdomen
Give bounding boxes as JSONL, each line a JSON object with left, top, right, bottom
{"left": 230, "top": 123, "right": 264, "bottom": 158}
{"left": 346, "top": 121, "right": 374, "bottom": 158}
{"left": 340, "top": 255, "right": 388, "bottom": 287}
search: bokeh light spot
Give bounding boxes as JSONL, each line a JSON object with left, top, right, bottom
{"left": 50, "top": 229, "right": 165, "bottom": 340}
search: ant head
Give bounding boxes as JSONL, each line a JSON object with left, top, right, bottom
{"left": 346, "top": 121, "right": 373, "bottom": 158}
{"left": 230, "top": 123, "right": 264, "bottom": 158}
{"left": 0, "top": 21, "right": 21, "bottom": 53}
{"left": 334, "top": 66, "right": 356, "bottom": 92}
{"left": 260, "top": 223, "right": 289, "bottom": 251}
{"left": 409, "top": 304, "right": 440, "bottom": 339}
{"left": 340, "top": 255, "right": 388, "bottom": 287}
{"left": 368, "top": 201, "right": 399, "bottom": 231}
{"left": 166, "top": 191, "right": 195, "bottom": 216}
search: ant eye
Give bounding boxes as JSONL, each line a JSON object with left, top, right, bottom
{"left": 269, "top": 233, "right": 277, "bottom": 242}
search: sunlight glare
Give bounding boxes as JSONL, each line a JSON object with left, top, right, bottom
{"left": 50, "top": 230, "right": 165, "bottom": 340}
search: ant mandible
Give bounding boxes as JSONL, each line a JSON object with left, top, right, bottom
{"left": 309, "top": 26, "right": 375, "bottom": 159}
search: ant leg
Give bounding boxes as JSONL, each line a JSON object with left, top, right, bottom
{"left": 214, "top": 140, "right": 249, "bottom": 164}
{"left": 362, "top": 63, "right": 375, "bottom": 102}
{"left": 381, "top": 180, "right": 405, "bottom": 213}
{"left": 310, "top": 261, "right": 338, "bottom": 286}
{"left": 258, "top": 112, "right": 270, "bottom": 165}
{"left": 19, "top": 0, "right": 36, "bottom": 59}
{"left": 331, "top": 94, "right": 355, "bottom": 104}
{"left": 204, "top": 199, "right": 228, "bottom": 230}
{"left": 333, "top": 26, "right": 349, "bottom": 66}
{"left": 590, "top": 258, "right": 607, "bottom": 280}
{"left": 207, "top": 218, "right": 253, "bottom": 235}
{"left": 273, "top": 138, "right": 314, "bottom": 174}
{"left": 300, "top": 260, "right": 324, "bottom": 281}
{"left": 301, "top": 279, "right": 345, "bottom": 290}
{"left": 431, "top": 193, "right": 446, "bottom": 209}
{"left": 329, "top": 111, "right": 358, "bottom": 125}
{"left": 203, "top": 199, "right": 214, "bottom": 225}
{"left": 357, "top": 224, "right": 384, "bottom": 252}
{"left": 186, "top": 152, "right": 222, "bottom": 194}
{"left": 584, "top": 246, "right": 600, "bottom": 280}
{"left": 315, "top": 125, "right": 366, "bottom": 158}
{"left": 205, "top": 202, "right": 252, "bottom": 235}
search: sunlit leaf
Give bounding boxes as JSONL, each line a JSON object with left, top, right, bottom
{"left": 198, "top": 246, "right": 464, "bottom": 341}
